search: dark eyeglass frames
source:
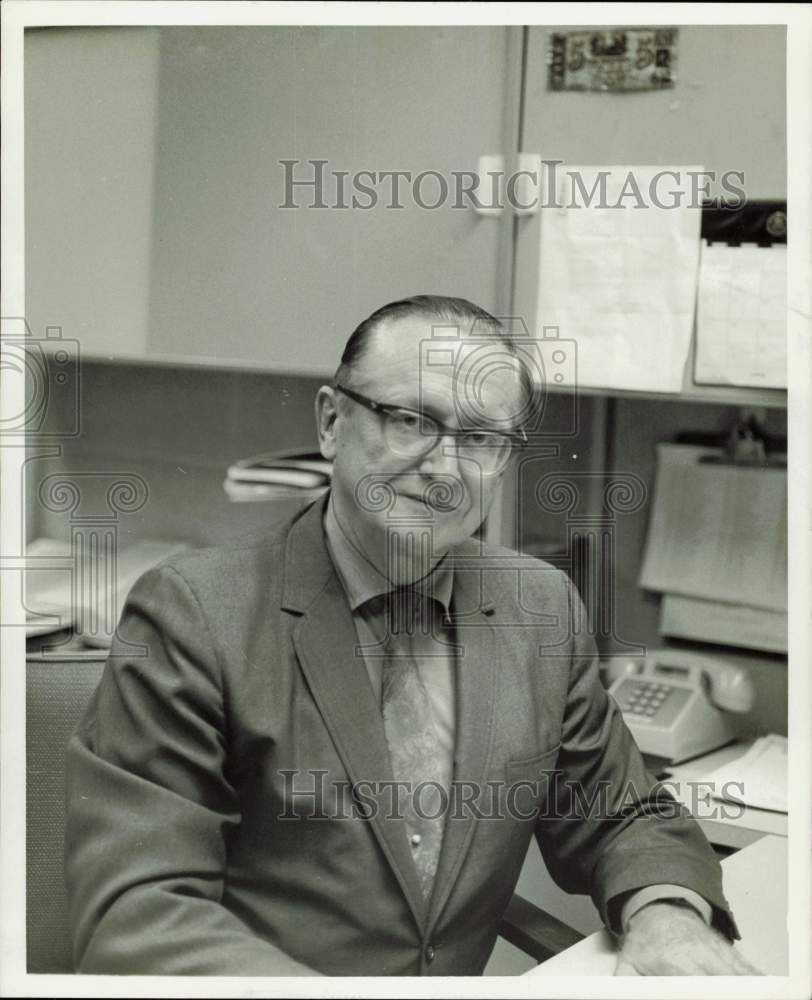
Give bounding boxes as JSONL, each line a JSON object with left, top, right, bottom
{"left": 334, "top": 383, "right": 525, "bottom": 475}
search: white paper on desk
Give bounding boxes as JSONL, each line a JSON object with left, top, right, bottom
{"left": 24, "top": 537, "right": 75, "bottom": 634}
{"left": 639, "top": 444, "right": 787, "bottom": 612}
{"left": 707, "top": 735, "right": 787, "bottom": 813}
{"left": 535, "top": 165, "right": 702, "bottom": 392}
{"left": 24, "top": 536, "right": 190, "bottom": 641}
{"left": 695, "top": 241, "right": 787, "bottom": 389}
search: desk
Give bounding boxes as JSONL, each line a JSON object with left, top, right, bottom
{"left": 526, "top": 833, "right": 788, "bottom": 976}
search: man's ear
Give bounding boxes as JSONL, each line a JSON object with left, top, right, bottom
{"left": 315, "top": 385, "right": 339, "bottom": 460}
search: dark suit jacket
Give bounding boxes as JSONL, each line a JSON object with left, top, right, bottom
{"left": 64, "top": 494, "right": 735, "bottom": 976}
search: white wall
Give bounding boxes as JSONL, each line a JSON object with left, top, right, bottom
{"left": 25, "top": 27, "right": 161, "bottom": 356}
{"left": 523, "top": 25, "right": 786, "bottom": 197}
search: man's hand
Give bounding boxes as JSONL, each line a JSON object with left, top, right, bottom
{"left": 615, "top": 901, "right": 761, "bottom": 976}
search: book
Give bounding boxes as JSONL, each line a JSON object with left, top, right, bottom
{"left": 228, "top": 466, "right": 328, "bottom": 488}
{"left": 222, "top": 479, "right": 328, "bottom": 503}
{"left": 234, "top": 451, "right": 332, "bottom": 475}
{"left": 226, "top": 449, "right": 332, "bottom": 488}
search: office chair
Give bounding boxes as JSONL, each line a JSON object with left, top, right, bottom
{"left": 26, "top": 652, "right": 107, "bottom": 973}
{"left": 25, "top": 653, "right": 583, "bottom": 973}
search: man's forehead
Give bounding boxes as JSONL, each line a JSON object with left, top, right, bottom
{"left": 360, "top": 314, "right": 522, "bottom": 381}
{"left": 349, "top": 316, "right": 526, "bottom": 426}
{"left": 369, "top": 314, "right": 448, "bottom": 361}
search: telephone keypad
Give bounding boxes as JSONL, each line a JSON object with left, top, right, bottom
{"left": 615, "top": 679, "right": 674, "bottom": 723}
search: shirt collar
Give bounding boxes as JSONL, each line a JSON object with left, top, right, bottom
{"left": 323, "top": 491, "right": 454, "bottom": 615}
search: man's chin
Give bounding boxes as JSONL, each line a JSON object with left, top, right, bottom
{"left": 383, "top": 520, "right": 475, "bottom": 573}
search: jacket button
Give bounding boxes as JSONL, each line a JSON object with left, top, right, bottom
{"left": 425, "top": 944, "right": 436, "bottom": 963}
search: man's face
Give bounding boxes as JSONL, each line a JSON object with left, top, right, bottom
{"left": 317, "top": 314, "right": 526, "bottom": 582}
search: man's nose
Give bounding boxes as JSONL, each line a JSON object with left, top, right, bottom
{"left": 417, "top": 433, "right": 462, "bottom": 477}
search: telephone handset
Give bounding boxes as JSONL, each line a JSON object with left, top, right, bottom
{"left": 606, "top": 650, "right": 755, "bottom": 764}
{"left": 698, "top": 656, "right": 754, "bottom": 713}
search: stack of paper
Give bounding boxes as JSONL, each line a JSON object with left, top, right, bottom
{"left": 640, "top": 444, "right": 787, "bottom": 653}
{"left": 24, "top": 537, "right": 74, "bottom": 636}
{"left": 706, "top": 735, "right": 788, "bottom": 813}
{"left": 25, "top": 536, "right": 190, "bottom": 644}
{"left": 665, "top": 734, "right": 788, "bottom": 814}
{"left": 224, "top": 449, "right": 331, "bottom": 502}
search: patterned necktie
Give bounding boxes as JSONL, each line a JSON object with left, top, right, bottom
{"left": 381, "top": 587, "right": 447, "bottom": 898}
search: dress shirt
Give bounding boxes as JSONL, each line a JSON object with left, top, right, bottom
{"left": 322, "top": 495, "right": 712, "bottom": 935}
{"left": 323, "top": 497, "right": 456, "bottom": 781}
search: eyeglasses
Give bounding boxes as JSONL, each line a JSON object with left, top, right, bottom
{"left": 335, "top": 383, "right": 526, "bottom": 475}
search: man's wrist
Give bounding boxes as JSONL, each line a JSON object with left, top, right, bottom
{"left": 620, "top": 884, "right": 713, "bottom": 935}
{"left": 626, "top": 896, "right": 707, "bottom": 930}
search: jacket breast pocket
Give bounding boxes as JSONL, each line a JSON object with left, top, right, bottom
{"left": 503, "top": 743, "right": 562, "bottom": 820}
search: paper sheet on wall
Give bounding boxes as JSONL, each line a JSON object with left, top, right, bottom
{"left": 639, "top": 444, "right": 787, "bottom": 612}
{"left": 694, "top": 241, "right": 787, "bottom": 389}
{"left": 536, "top": 165, "right": 702, "bottom": 392}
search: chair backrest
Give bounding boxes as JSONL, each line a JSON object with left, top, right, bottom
{"left": 26, "top": 654, "right": 106, "bottom": 973}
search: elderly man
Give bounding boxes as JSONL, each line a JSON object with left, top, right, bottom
{"left": 65, "top": 295, "right": 756, "bottom": 976}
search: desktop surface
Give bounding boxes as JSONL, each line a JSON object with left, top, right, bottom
{"left": 526, "top": 833, "right": 788, "bottom": 976}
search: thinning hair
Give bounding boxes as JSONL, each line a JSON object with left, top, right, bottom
{"left": 334, "top": 295, "right": 534, "bottom": 415}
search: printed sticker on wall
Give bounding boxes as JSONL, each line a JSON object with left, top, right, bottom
{"left": 548, "top": 28, "right": 678, "bottom": 92}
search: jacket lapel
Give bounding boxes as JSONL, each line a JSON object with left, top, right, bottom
{"left": 427, "top": 559, "right": 498, "bottom": 929}
{"left": 282, "top": 497, "right": 428, "bottom": 927}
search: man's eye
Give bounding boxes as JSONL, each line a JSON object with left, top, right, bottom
{"left": 463, "top": 431, "right": 494, "bottom": 448}
{"left": 390, "top": 410, "right": 421, "bottom": 431}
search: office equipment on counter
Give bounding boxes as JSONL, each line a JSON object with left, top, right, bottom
{"left": 25, "top": 536, "right": 189, "bottom": 645}
{"left": 535, "top": 164, "right": 702, "bottom": 393}
{"left": 691, "top": 412, "right": 787, "bottom": 469}
{"left": 639, "top": 442, "right": 787, "bottom": 652}
{"left": 224, "top": 448, "right": 331, "bottom": 502}
{"left": 605, "top": 649, "right": 754, "bottom": 764}
{"left": 660, "top": 593, "right": 786, "bottom": 654}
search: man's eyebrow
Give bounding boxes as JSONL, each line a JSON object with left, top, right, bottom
{"left": 390, "top": 396, "right": 442, "bottom": 420}
{"left": 390, "top": 395, "right": 513, "bottom": 432}
{"left": 421, "top": 403, "right": 513, "bottom": 432}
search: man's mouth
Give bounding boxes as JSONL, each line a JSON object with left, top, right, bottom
{"left": 397, "top": 486, "right": 464, "bottom": 513}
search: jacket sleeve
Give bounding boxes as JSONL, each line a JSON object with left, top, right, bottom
{"left": 64, "top": 563, "right": 321, "bottom": 975}
{"left": 533, "top": 578, "right": 740, "bottom": 941}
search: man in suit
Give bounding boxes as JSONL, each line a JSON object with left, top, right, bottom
{"left": 65, "top": 295, "right": 756, "bottom": 976}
